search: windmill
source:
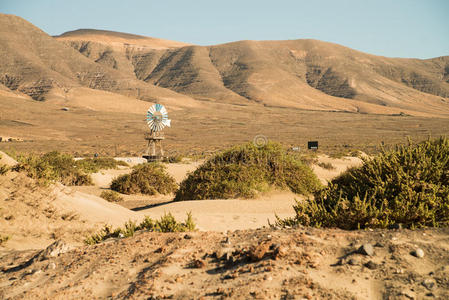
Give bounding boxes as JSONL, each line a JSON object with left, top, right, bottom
{"left": 143, "top": 103, "right": 171, "bottom": 162}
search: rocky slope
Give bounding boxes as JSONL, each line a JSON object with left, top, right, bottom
{"left": 0, "top": 14, "right": 448, "bottom": 116}
{"left": 55, "top": 29, "right": 449, "bottom": 115}
{"left": 0, "top": 14, "right": 193, "bottom": 103}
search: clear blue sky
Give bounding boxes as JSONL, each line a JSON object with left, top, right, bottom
{"left": 1, "top": 0, "right": 448, "bottom": 58}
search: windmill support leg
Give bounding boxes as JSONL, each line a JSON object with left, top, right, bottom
{"left": 143, "top": 134, "right": 165, "bottom": 162}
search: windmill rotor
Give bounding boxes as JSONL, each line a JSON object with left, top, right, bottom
{"left": 146, "top": 103, "right": 171, "bottom": 132}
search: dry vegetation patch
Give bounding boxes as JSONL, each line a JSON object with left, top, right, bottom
{"left": 277, "top": 137, "right": 449, "bottom": 229}
{"left": 85, "top": 213, "right": 195, "bottom": 245}
{"left": 175, "top": 142, "right": 322, "bottom": 201}
{"left": 110, "top": 163, "right": 177, "bottom": 195}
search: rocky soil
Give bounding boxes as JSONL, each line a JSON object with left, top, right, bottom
{"left": 1, "top": 226, "right": 448, "bottom": 299}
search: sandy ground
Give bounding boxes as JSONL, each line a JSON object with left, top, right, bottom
{"left": 0, "top": 154, "right": 361, "bottom": 251}
{"left": 1, "top": 152, "right": 449, "bottom": 299}
{"left": 70, "top": 156, "right": 361, "bottom": 232}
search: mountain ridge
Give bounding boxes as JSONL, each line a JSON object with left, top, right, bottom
{"left": 0, "top": 13, "right": 448, "bottom": 117}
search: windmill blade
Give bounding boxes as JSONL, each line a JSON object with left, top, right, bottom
{"left": 146, "top": 103, "right": 170, "bottom": 132}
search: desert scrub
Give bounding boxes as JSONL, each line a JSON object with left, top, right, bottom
{"left": 162, "top": 155, "right": 183, "bottom": 163}
{"left": 100, "top": 190, "right": 124, "bottom": 202}
{"left": 110, "top": 163, "right": 177, "bottom": 195}
{"left": 85, "top": 213, "right": 195, "bottom": 244}
{"left": 0, "top": 234, "right": 10, "bottom": 245}
{"left": 0, "top": 154, "right": 9, "bottom": 175}
{"left": 175, "top": 142, "right": 321, "bottom": 201}
{"left": 276, "top": 137, "right": 449, "bottom": 229}
{"left": 0, "top": 164, "right": 8, "bottom": 175}
{"left": 317, "top": 161, "right": 336, "bottom": 170}
{"left": 75, "top": 158, "right": 128, "bottom": 173}
{"left": 14, "top": 151, "right": 92, "bottom": 186}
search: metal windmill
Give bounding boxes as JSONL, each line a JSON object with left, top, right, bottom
{"left": 143, "top": 103, "right": 171, "bottom": 161}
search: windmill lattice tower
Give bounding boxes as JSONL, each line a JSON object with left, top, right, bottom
{"left": 143, "top": 103, "right": 171, "bottom": 162}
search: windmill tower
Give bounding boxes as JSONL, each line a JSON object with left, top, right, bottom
{"left": 143, "top": 103, "right": 171, "bottom": 162}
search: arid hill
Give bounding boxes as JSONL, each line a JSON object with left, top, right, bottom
{"left": 0, "top": 14, "right": 449, "bottom": 155}
{"left": 55, "top": 26, "right": 449, "bottom": 115}
{"left": 0, "top": 13, "right": 448, "bottom": 115}
{"left": 0, "top": 14, "right": 193, "bottom": 104}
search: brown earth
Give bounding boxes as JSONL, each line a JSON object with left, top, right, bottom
{"left": 1, "top": 227, "right": 448, "bottom": 299}
{"left": 0, "top": 14, "right": 448, "bottom": 158}
{"left": 0, "top": 14, "right": 449, "bottom": 299}
{"left": 0, "top": 151, "right": 448, "bottom": 299}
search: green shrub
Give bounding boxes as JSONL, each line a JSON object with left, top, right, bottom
{"left": 75, "top": 158, "right": 128, "bottom": 173}
{"left": 14, "top": 151, "right": 92, "bottom": 186}
{"left": 276, "top": 137, "right": 449, "bottom": 229}
{"left": 175, "top": 142, "right": 322, "bottom": 201}
{"left": 110, "top": 163, "right": 177, "bottom": 195}
{"left": 100, "top": 190, "right": 124, "bottom": 202}
{"left": 85, "top": 213, "right": 195, "bottom": 244}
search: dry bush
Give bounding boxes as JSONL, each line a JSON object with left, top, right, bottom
{"left": 100, "top": 190, "right": 123, "bottom": 202}
{"left": 75, "top": 158, "right": 128, "bottom": 173}
{"left": 85, "top": 213, "right": 195, "bottom": 245}
{"left": 110, "top": 163, "right": 177, "bottom": 195}
{"left": 14, "top": 151, "right": 92, "bottom": 186}
{"left": 175, "top": 142, "right": 322, "bottom": 201}
{"left": 277, "top": 137, "right": 449, "bottom": 229}
{"left": 317, "top": 161, "right": 336, "bottom": 170}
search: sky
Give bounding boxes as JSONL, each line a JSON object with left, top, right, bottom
{"left": 1, "top": 0, "right": 448, "bottom": 59}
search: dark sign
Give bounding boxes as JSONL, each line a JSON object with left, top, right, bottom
{"left": 308, "top": 141, "right": 318, "bottom": 150}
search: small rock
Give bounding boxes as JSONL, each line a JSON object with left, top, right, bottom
{"left": 411, "top": 248, "right": 424, "bottom": 258}
{"left": 363, "top": 260, "right": 378, "bottom": 270}
{"left": 221, "top": 237, "right": 231, "bottom": 244}
{"left": 390, "top": 223, "right": 403, "bottom": 229}
{"left": 191, "top": 259, "right": 205, "bottom": 268}
{"left": 358, "top": 244, "right": 374, "bottom": 256}
{"left": 249, "top": 242, "right": 270, "bottom": 262}
{"left": 47, "top": 262, "right": 56, "bottom": 270}
{"left": 183, "top": 234, "right": 192, "bottom": 240}
{"left": 399, "top": 290, "right": 416, "bottom": 299}
{"left": 374, "top": 242, "right": 384, "bottom": 248}
{"left": 348, "top": 258, "right": 360, "bottom": 266}
{"left": 422, "top": 278, "right": 436, "bottom": 290}
{"left": 273, "top": 244, "right": 288, "bottom": 259}
{"left": 223, "top": 273, "right": 238, "bottom": 280}
{"left": 264, "top": 275, "right": 273, "bottom": 281}
{"left": 224, "top": 252, "right": 234, "bottom": 264}
{"left": 38, "top": 240, "right": 73, "bottom": 261}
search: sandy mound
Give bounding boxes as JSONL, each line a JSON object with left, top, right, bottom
{"left": 0, "top": 151, "right": 17, "bottom": 166}
{"left": 0, "top": 171, "right": 142, "bottom": 251}
{"left": 51, "top": 184, "right": 142, "bottom": 227}
{"left": 142, "top": 191, "right": 299, "bottom": 232}
{"left": 312, "top": 155, "right": 363, "bottom": 184}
